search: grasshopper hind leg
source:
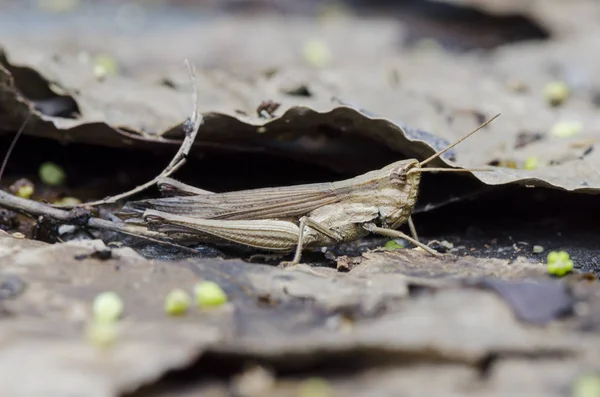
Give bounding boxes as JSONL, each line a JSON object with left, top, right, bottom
{"left": 279, "top": 217, "right": 307, "bottom": 267}
{"left": 279, "top": 216, "right": 343, "bottom": 267}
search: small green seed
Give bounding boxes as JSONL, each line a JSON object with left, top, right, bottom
{"left": 93, "top": 53, "right": 119, "bottom": 79}
{"left": 384, "top": 240, "right": 404, "bottom": 250}
{"left": 546, "top": 250, "right": 574, "bottom": 277}
{"left": 550, "top": 121, "right": 582, "bottom": 138}
{"left": 532, "top": 245, "right": 544, "bottom": 254}
{"left": 572, "top": 373, "right": 600, "bottom": 397}
{"left": 10, "top": 178, "right": 35, "bottom": 199}
{"left": 165, "top": 289, "right": 191, "bottom": 316}
{"left": 298, "top": 377, "right": 332, "bottom": 397}
{"left": 54, "top": 196, "right": 82, "bottom": 205}
{"left": 194, "top": 281, "right": 228, "bottom": 308}
{"left": 303, "top": 39, "right": 332, "bottom": 68}
{"left": 524, "top": 156, "right": 539, "bottom": 170}
{"left": 412, "top": 37, "right": 444, "bottom": 52}
{"left": 543, "top": 81, "right": 569, "bottom": 106}
{"left": 16, "top": 184, "right": 34, "bottom": 199}
{"left": 92, "top": 291, "right": 124, "bottom": 323}
{"left": 39, "top": 162, "right": 66, "bottom": 186}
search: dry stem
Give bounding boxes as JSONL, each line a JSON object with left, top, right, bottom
{"left": 54, "top": 59, "right": 203, "bottom": 208}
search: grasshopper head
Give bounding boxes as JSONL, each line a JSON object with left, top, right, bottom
{"left": 383, "top": 159, "right": 422, "bottom": 229}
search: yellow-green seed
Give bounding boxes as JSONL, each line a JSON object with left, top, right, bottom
{"left": 39, "top": 162, "right": 66, "bottom": 186}
{"left": 412, "top": 37, "right": 443, "bottom": 53}
{"left": 10, "top": 178, "right": 35, "bottom": 198}
{"left": 16, "top": 184, "right": 34, "bottom": 199}
{"left": 93, "top": 53, "right": 119, "bottom": 79}
{"left": 85, "top": 321, "right": 118, "bottom": 349}
{"left": 384, "top": 240, "right": 404, "bottom": 250}
{"left": 572, "top": 373, "right": 600, "bottom": 397}
{"left": 550, "top": 121, "right": 582, "bottom": 138}
{"left": 543, "top": 81, "right": 569, "bottom": 106}
{"left": 532, "top": 245, "right": 544, "bottom": 254}
{"left": 524, "top": 156, "right": 539, "bottom": 170}
{"left": 302, "top": 39, "right": 332, "bottom": 68}
{"left": 547, "top": 250, "right": 574, "bottom": 277}
{"left": 54, "top": 196, "right": 82, "bottom": 206}
{"left": 298, "top": 377, "right": 332, "bottom": 397}
{"left": 194, "top": 281, "right": 228, "bottom": 308}
{"left": 165, "top": 289, "right": 191, "bottom": 316}
{"left": 92, "top": 291, "right": 124, "bottom": 323}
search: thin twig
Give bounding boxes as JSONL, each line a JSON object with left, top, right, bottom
{"left": 54, "top": 59, "right": 203, "bottom": 208}
{"left": 0, "top": 113, "right": 32, "bottom": 183}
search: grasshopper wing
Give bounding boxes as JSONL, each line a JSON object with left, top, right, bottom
{"left": 119, "top": 182, "right": 343, "bottom": 222}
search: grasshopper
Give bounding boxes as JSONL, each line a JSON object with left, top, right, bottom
{"left": 118, "top": 114, "right": 499, "bottom": 266}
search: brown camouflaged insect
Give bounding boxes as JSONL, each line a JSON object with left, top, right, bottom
{"left": 119, "top": 114, "right": 499, "bottom": 266}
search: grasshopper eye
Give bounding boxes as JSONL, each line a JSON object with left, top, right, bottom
{"left": 390, "top": 168, "right": 407, "bottom": 184}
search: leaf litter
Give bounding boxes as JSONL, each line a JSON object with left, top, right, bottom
{"left": 2, "top": 1, "right": 600, "bottom": 396}
{"left": 4, "top": 40, "right": 600, "bottom": 192}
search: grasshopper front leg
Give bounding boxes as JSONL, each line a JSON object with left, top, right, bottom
{"left": 408, "top": 216, "right": 419, "bottom": 242}
{"left": 363, "top": 223, "right": 441, "bottom": 256}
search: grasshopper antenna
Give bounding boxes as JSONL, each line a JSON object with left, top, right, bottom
{"left": 418, "top": 113, "right": 500, "bottom": 168}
